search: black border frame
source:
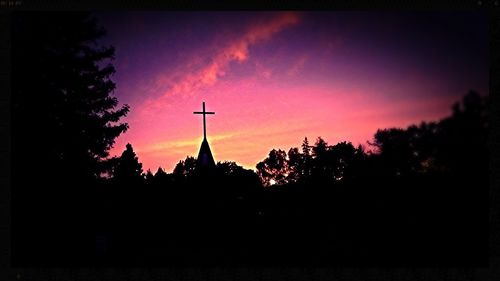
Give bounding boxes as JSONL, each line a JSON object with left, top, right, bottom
{"left": 1, "top": 0, "right": 499, "bottom": 280}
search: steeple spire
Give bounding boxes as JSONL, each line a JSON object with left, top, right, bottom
{"left": 193, "top": 101, "right": 215, "bottom": 140}
{"left": 193, "top": 102, "right": 216, "bottom": 170}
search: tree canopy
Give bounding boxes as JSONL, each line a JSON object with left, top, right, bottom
{"left": 13, "top": 12, "right": 129, "bottom": 183}
{"left": 12, "top": 12, "right": 130, "bottom": 265}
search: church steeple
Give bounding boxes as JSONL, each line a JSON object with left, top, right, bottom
{"left": 193, "top": 102, "right": 216, "bottom": 170}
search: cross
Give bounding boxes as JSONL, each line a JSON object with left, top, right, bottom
{"left": 193, "top": 101, "right": 215, "bottom": 140}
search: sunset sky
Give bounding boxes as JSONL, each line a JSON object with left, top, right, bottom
{"left": 95, "top": 11, "right": 488, "bottom": 172}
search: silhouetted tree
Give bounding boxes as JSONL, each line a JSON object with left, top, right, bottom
{"left": 286, "top": 147, "right": 302, "bottom": 183}
{"left": 216, "top": 161, "right": 262, "bottom": 196}
{"left": 145, "top": 169, "right": 154, "bottom": 184}
{"left": 155, "top": 167, "right": 168, "bottom": 179}
{"left": 113, "top": 143, "right": 144, "bottom": 186}
{"left": 173, "top": 156, "right": 197, "bottom": 178}
{"left": 256, "top": 149, "right": 288, "bottom": 186}
{"left": 12, "top": 12, "right": 129, "bottom": 264}
{"left": 343, "top": 144, "right": 369, "bottom": 180}
{"left": 146, "top": 167, "right": 171, "bottom": 189}
{"left": 312, "top": 137, "right": 328, "bottom": 158}
{"left": 371, "top": 128, "right": 414, "bottom": 176}
{"left": 368, "top": 90, "right": 488, "bottom": 178}
{"left": 217, "top": 161, "right": 245, "bottom": 176}
{"left": 110, "top": 143, "right": 145, "bottom": 261}
{"left": 311, "top": 137, "right": 331, "bottom": 180}
{"left": 406, "top": 121, "right": 439, "bottom": 173}
{"left": 302, "top": 137, "right": 311, "bottom": 156}
{"left": 13, "top": 12, "right": 129, "bottom": 183}
{"left": 435, "top": 90, "right": 488, "bottom": 174}
{"left": 329, "top": 141, "right": 356, "bottom": 181}
{"left": 301, "top": 137, "right": 312, "bottom": 180}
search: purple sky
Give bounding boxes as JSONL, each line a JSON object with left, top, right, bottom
{"left": 94, "top": 11, "right": 489, "bottom": 172}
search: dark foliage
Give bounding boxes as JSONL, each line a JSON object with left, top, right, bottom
{"left": 113, "top": 143, "right": 144, "bottom": 186}
{"left": 256, "top": 149, "right": 288, "bottom": 186}
{"left": 12, "top": 12, "right": 129, "bottom": 265}
{"left": 94, "top": 91, "right": 487, "bottom": 266}
{"left": 11, "top": 12, "right": 488, "bottom": 266}
{"left": 173, "top": 156, "right": 197, "bottom": 179}
{"left": 251, "top": 90, "right": 488, "bottom": 266}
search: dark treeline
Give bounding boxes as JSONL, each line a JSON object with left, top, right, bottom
{"left": 251, "top": 90, "right": 488, "bottom": 266}
{"left": 11, "top": 12, "right": 488, "bottom": 266}
{"left": 93, "top": 90, "right": 488, "bottom": 266}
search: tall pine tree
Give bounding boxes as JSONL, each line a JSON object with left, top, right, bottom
{"left": 12, "top": 12, "right": 129, "bottom": 264}
{"left": 13, "top": 12, "right": 129, "bottom": 184}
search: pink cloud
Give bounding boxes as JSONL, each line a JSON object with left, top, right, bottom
{"left": 139, "top": 12, "right": 301, "bottom": 115}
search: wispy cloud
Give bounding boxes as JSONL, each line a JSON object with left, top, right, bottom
{"left": 287, "top": 54, "right": 308, "bottom": 77}
{"left": 141, "top": 12, "right": 301, "bottom": 113}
